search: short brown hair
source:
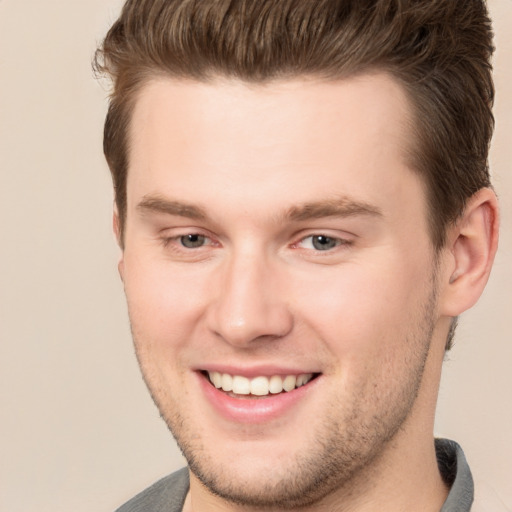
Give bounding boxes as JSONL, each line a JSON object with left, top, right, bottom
{"left": 95, "top": 0, "right": 494, "bottom": 251}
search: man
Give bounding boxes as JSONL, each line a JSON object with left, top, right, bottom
{"left": 95, "top": 1, "right": 501, "bottom": 511}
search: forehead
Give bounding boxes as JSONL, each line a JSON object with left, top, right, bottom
{"left": 129, "top": 73, "right": 414, "bottom": 161}
{"left": 127, "top": 73, "right": 423, "bottom": 224}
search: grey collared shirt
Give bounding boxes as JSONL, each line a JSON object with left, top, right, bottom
{"left": 437, "top": 439, "right": 474, "bottom": 511}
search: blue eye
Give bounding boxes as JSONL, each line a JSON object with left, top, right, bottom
{"left": 311, "top": 235, "right": 340, "bottom": 251}
{"left": 180, "top": 234, "right": 207, "bottom": 248}
{"left": 299, "top": 235, "right": 343, "bottom": 251}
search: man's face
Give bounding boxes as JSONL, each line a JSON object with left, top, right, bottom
{"left": 121, "top": 75, "right": 445, "bottom": 508}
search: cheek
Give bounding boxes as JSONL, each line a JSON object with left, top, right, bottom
{"left": 123, "top": 262, "right": 207, "bottom": 394}
{"left": 122, "top": 255, "right": 208, "bottom": 348}
{"left": 293, "top": 258, "right": 431, "bottom": 357}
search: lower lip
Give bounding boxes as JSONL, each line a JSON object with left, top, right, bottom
{"left": 197, "top": 373, "right": 319, "bottom": 424}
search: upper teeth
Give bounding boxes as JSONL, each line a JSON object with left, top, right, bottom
{"left": 207, "top": 372, "right": 314, "bottom": 396}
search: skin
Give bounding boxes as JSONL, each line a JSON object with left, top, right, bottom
{"left": 117, "top": 74, "right": 499, "bottom": 511}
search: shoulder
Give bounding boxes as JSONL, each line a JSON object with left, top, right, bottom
{"left": 115, "top": 467, "right": 190, "bottom": 512}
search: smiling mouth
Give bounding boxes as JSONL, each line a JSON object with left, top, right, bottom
{"left": 204, "top": 371, "right": 319, "bottom": 397}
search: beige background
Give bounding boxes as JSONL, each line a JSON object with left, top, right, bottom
{"left": 0, "top": 1, "right": 510, "bottom": 510}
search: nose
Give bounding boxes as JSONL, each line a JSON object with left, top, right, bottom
{"left": 206, "top": 250, "right": 293, "bottom": 348}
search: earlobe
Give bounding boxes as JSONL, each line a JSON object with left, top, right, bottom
{"left": 440, "top": 188, "right": 499, "bottom": 316}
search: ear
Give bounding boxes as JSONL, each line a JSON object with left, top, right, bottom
{"left": 113, "top": 206, "right": 125, "bottom": 282}
{"left": 440, "top": 188, "right": 499, "bottom": 316}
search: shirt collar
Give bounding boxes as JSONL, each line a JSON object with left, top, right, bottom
{"left": 437, "top": 438, "right": 474, "bottom": 512}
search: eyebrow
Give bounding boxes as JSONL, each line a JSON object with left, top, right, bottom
{"left": 137, "top": 195, "right": 207, "bottom": 220}
{"left": 136, "top": 194, "right": 382, "bottom": 222}
{"left": 285, "top": 197, "right": 382, "bottom": 222}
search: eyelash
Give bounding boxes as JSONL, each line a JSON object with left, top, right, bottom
{"left": 294, "top": 234, "right": 351, "bottom": 252}
{"left": 161, "top": 233, "right": 216, "bottom": 250}
{"left": 160, "top": 232, "right": 352, "bottom": 255}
